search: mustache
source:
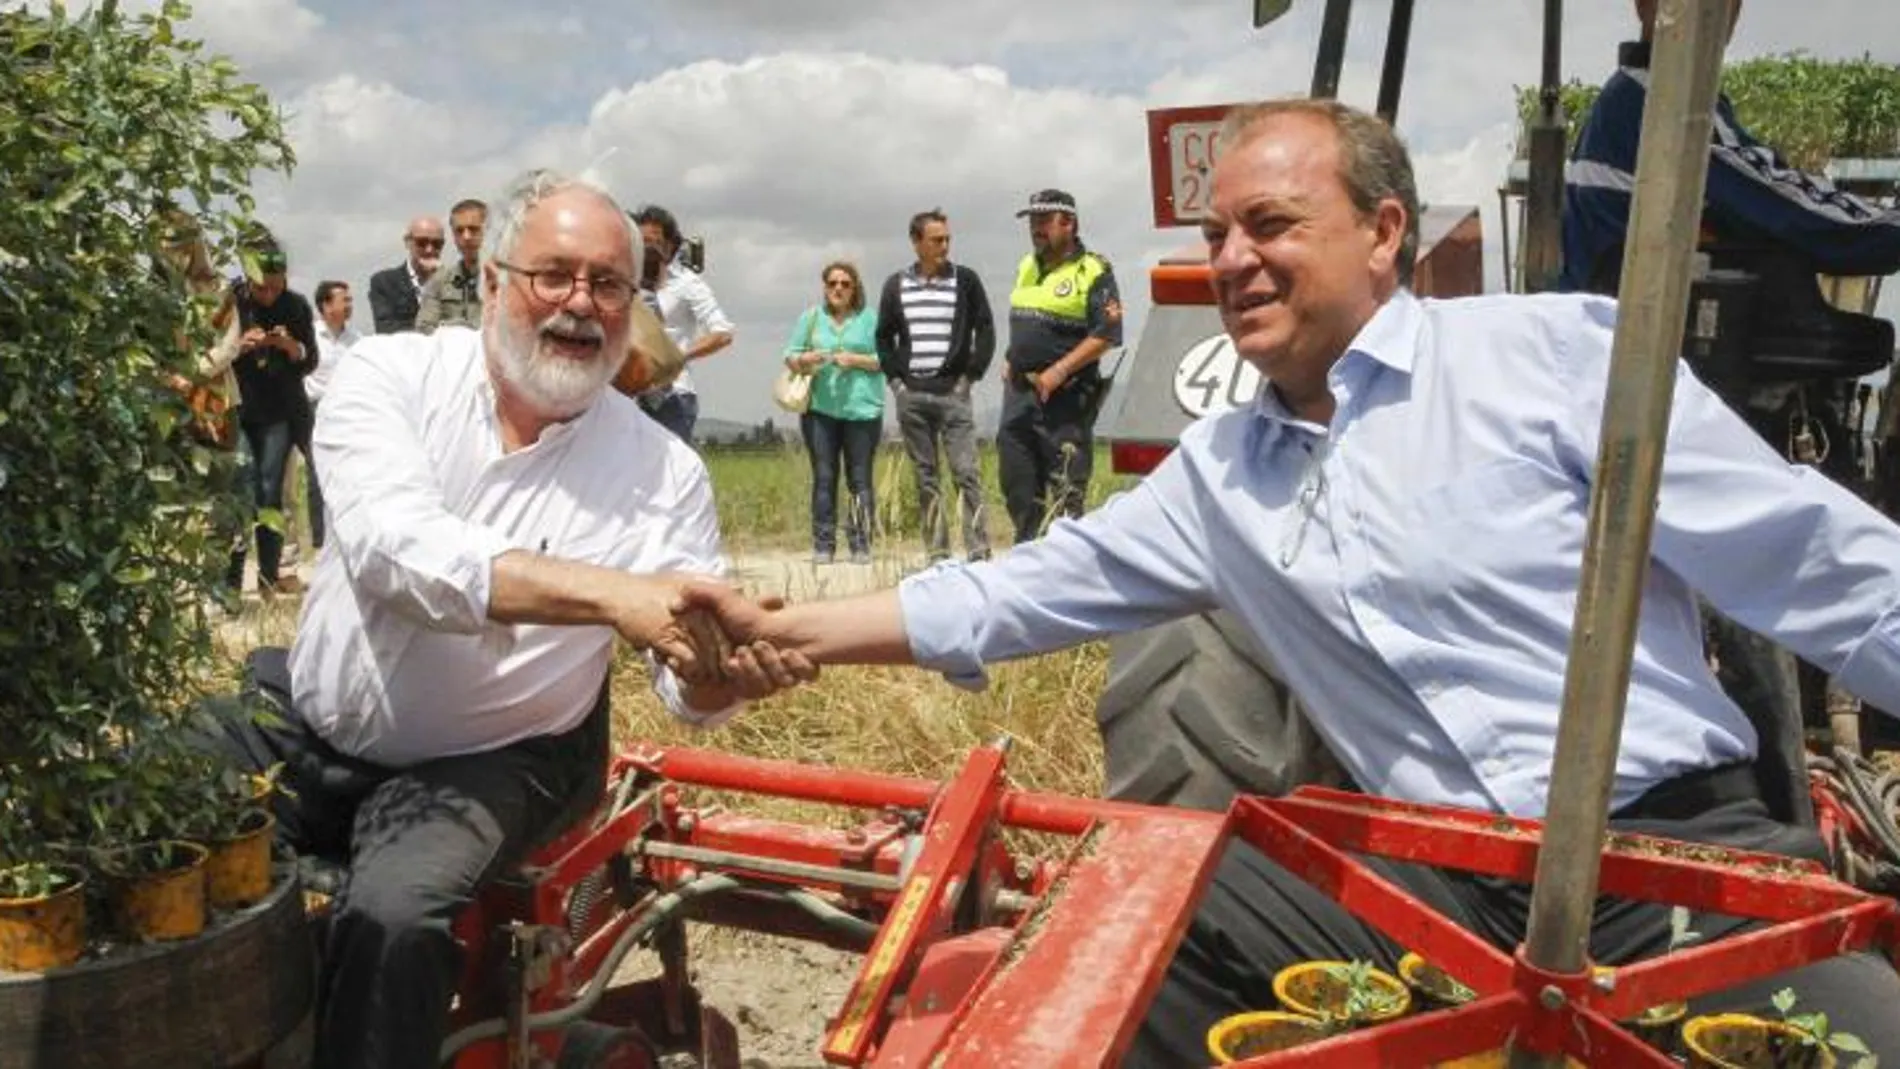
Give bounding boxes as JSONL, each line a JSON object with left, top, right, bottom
{"left": 538, "top": 311, "right": 605, "bottom": 343}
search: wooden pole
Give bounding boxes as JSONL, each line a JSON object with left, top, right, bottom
{"left": 1508, "top": 1, "right": 1732, "bottom": 1065}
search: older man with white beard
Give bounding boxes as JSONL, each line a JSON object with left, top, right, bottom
{"left": 218, "top": 169, "right": 813, "bottom": 1069}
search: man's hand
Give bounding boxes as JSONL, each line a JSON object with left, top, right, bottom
{"left": 608, "top": 573, "right": 732, "bottom": 680}
{"left": 953, "top": 377, "right": 972, "bottom": 400}
{"left": 1032, "top": 365, "right": 1067, "bottom": 404}
{"left": 241, "top": 326, "right": 269, "bottom": 350}
{"left": 668, "top": 586, "right": 821, "bottom": 704}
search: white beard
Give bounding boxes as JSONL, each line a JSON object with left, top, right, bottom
{"left": 490, "top": 308, "right": 626, "bottom": 419}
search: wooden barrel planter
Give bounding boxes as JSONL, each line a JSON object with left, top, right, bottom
{"left": 0, "top": 868, "right": 312, "bottom": 1069}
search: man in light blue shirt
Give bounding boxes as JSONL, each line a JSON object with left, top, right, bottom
{"left": 682, "top": 98, "right": 1900, "bottom": 1064}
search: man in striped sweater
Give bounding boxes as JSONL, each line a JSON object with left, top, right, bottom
{"left": 876, "top": 209, "right": 998, "bottom": 562}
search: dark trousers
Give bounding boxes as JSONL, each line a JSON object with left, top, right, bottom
{"left": 221, "top": 649, "right": 609, "bottom": 1069}
{"left": 239, "top": 417, "right": 295, "bottom": 586}
{"left": 294, "top": 401, "right": 326, "bottom": 550}
{"left": 997, "top": 378, "right": 1094, "bottom": 544}
{"left": 1129, "top": 767, "right": 1900, "bottom": 1066}
{"left": 639, "top": 388, "right": 699, "bottom": 444}
{"left": 801, "top": 409, "right": 880, "bottom": 557}
{"left": 895, "top": 388, "right": 990, "bottom": 560}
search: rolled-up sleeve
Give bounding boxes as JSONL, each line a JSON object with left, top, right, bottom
{"left": 684, "top": 275, "right": 734, "bottom": 337}
{"left": 315, "top": 340, "right": 514, "bottom": 632}
{"left": 899, "top": 447, "right": 1218, "bottom": 689}
{"left": 1555, "top": 296, "right": 1900, "bottom": 717}
{"left": 637, "top": 455, "right": 741, "bottom": 727}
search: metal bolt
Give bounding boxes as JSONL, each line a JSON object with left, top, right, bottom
{"left": 1014, "top": 860, "right": 1035, "bottom": 883}
{"left": 675, "top": 813, "right": 696, "bottom": 835}
{"left": 1539, "top": 985, "right": 1565, "bottom": 1010}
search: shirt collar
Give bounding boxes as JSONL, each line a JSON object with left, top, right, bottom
{"left": 908, "top": 260, "right": 955, "bottom": 280}
{"left": 1033, "top": 240, "right": 1088, "bottom": 276}
{"left": 1247, "top": 289, "right": 1424, "bottom": 447}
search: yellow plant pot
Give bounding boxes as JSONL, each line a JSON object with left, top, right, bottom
{"left": 1398, "top": 951, "right": 1477, "bottom": 1009}
{"left": 0, "top": 864, "right": 87, "bottom": 971}
{"left": 205, "top": 808, "right": 276, "bottom": 909}
{"left": 1683, "top": 1013, "right": 1836, "bottom": 1069}
{"left": 1272, "top": 959, "right": 1412, "bottom": 1027}
{"left": 1207, "top": 1010, "right": 1333, "bottom": 1064}
{"left": 1630, "top": 1000, "right": 1689, "bottom": 1056}
{"left": 112, "top": 841, "right": 209, "bottom": 942}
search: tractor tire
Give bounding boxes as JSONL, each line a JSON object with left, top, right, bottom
{"left": 555, "top": 1020, "right": 661, "bottom": 1069}
{"left": 1095, "top": 611, "right": 1342, "bottom": 812}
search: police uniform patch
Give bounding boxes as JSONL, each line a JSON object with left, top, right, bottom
{"left": 1054, "top": 278, "right": 1074, "bottom": 297}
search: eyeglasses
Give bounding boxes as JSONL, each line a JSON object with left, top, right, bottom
{"left": 407, "top": 237, "right": 444, "bottom": 250}
{"left": 825, "top": 279, "right": 854, "bottom": 290}
{"left": 494, "top": 260, "right": 636, "bottom": 313}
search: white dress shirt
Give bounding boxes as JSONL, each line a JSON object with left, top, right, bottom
{"left": 899, "top": 290, "right": 1900, "bottom": 817}
{"left": 291, "top": 326, "right": 730, "bottom": 766}
{"left": 651, "top": 262, "right": 733, "bottom": 397}
{"left": 307, "top": 320, "right": 359, "bottom": 403}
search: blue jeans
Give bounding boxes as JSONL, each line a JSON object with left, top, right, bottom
{"left": 801, "top": 410, "right": 880, "bottom": 556}
{"left": 240, "top": 418, "right": 295, "bottom": 586}
{"left": 638, "top": 389, "right": 699, "bottom": 444}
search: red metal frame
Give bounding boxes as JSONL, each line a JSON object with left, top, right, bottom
{"left": 430, "top": 744, "right": 1898, "bottom": 1068}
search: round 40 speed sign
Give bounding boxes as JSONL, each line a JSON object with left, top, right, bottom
{"left": 1173, "top": 333, "right": 1263, "bottom": 417}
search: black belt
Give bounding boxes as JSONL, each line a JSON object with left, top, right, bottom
{"left": 1612, "top": 761, "right": 1760, "bottom": 823}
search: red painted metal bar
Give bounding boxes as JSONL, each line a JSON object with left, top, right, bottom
{"left": 1273, "top": 791, "right": 1861, "bottom": 921}
{"left": 822, "top": 745, "right": 1009, "bottom": 1065}
{"left": 1231, "top": 798, "right": 1516, "bottom": 995}
{"left": 1229, "top": 993, "right": 1529, "bottom": 1068}
{"left": 927, "top": 812, "right": 1228, "bottom": 1068}
{"left": 683, "top": 812, "right": 907, "bottom": 895}
{"left": 1564, "top": 1004, "right": 1679, "bottom": 1067}
{"left": 1596, "top": 899, "right": 1893, "bottom": 1019}
{"left": 634, "top": 743, "right": 1212, "bottom": 836}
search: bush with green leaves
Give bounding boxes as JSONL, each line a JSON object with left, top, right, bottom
{"left": 0, "top": 0, "right": 293, "bottom": 887}
{"left": 1514, "top": 51, "right": 1900, "bottom": 167}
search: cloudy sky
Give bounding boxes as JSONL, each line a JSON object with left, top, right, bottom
{"left": 113, "top": 0, "right": 1900, "bottom": 424}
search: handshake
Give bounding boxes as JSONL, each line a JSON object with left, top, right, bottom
{"left": 623, "top": 577, "right": 822, "bottom": 703}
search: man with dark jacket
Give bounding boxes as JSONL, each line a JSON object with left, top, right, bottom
{"left": 231, "top": 237, "right": 320, "bottom": 595}
{"left": 875, "top": 209, "right": 996, "bottom": 562}
{"left": 365, "top": 216, "right": 443, "bottom": 334}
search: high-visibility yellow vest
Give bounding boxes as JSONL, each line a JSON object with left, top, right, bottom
{"left": 1010, "top": 250, "right": 1108, "bottom": 325}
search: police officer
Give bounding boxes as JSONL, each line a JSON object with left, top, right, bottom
{"left": 998, "top": 189, "right": 1122, "bottom": 544}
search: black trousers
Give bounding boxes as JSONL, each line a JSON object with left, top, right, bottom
{"left": 997, "top": 377, "right": 1096, "bottom": 544}
{"left": 222, "top": 649, "right": 608, "bottom": 1069}
{"left": 1129, "top": 765, "right": 1900, "bottom": 1066}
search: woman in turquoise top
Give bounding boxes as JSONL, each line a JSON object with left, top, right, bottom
{"left": 784, "top": 260, "right": 884, "bottom": 563}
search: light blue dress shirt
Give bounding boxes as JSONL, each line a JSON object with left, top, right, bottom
{"left": 899, "top": 290, "right": 1900, "bottom": 817}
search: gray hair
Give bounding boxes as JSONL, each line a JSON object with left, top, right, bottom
{"left": 483, "top": 168, "right": 642, "bottom": 278}
{"left": 1217, "top": 98, "right": 1421, "bottom": 286}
